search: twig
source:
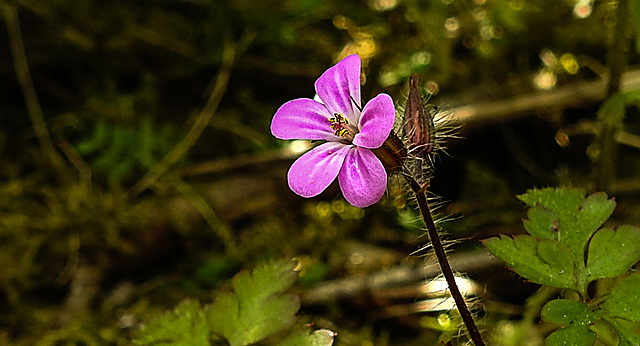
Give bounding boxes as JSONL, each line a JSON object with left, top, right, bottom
{"left": 3, "top": 3, "right": 65, "bottom": 173}
{"left": 406, "top": 176, "right": 485, "bottom": 346}
{"left": 303, "top": 251, "right": 500, "bottom": 304}
{"left": 171, "top": 177, "right": 237, "bottom": 255}
{"left": 447, "top": 69, "right": 640, "bottom": 126}
{"left": 130, "top": 31, "right": 255, "bottom": 196}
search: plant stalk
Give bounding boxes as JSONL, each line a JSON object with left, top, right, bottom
{"left": 406, "top": 176, "right": 485, "bottom": 346}
{"left": 598, "top": 0, "right": 631, "bottom": 191}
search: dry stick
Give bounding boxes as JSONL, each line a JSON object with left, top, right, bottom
{"left": 3, "top": 4, "right": 65, "bottom": 173}
{"left": 130, "top": 31, "right": 254, "bottom": 196}
{"left": 406, "top": 176, "right": 485, "bottom": 346}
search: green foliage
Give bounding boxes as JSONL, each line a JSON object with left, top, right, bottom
{"left": 75, "top": 118, "right": 181, "bottom": 181}
{"left": 483, "top": 188, "right": 640, "bottom": 345}
{"left": 541, "top": 299, "right": 600, "bottom": 345}
{"left": 135, "top": 300, "right": 210, "bottom": 346}
{"left": 482, "top": 188, "right": 636, "bottom": 295}
{"left": 134, "top": 260, "right": 334, "bottom": 346}
{"left": 602, "top": 274, "right": 640, "bottom": 345}
{"left": 596, "top": 90, "right": 640, "bottom": 128}
{"left": 207, "top": 260, "right": 300, "bottom": 346}
{"left": 280, "top": 327, "right": 336, "bottom": 346}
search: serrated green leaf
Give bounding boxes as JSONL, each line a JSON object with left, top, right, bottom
{"left": 482, "top": 235, "right": 576, "bottom": 290}
{"left": 604, "top": 318, "right": 640, "bottom": 346}
{"left": 545, "top": 323, "right": 595, "bottom": 346}
{"left": 572, "top": 192, "right": 617, "bottom": 250}
{"left": 207, "top": 260, "right": 301, "bottom": 346}
{"left": 523, "top": 206, "right": 558, "bottom": 240}
{"left": 231, "top": 260, "right": 298, "bottom": 303}
{"left": 134, "top": 299, "right": 209, "bottom": 346}
{"left": 517, "top": 188, "right": 615, "bottom": 272}
{"left": 517, "top": 188, "right": 585, "bottom": 213}
{"left": 586, "top": 226, "right": 640, "bottom": 282}
{"left": 280, "top": 327, "right": 335, "bottom": 346}
{"left": 603, "top": 273, "right": 640, "bottom": 322}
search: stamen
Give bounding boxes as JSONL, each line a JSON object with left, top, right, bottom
{"left": 329, "top": 113, "right": 353, "bottom": 138}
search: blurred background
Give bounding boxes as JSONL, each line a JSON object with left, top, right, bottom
{"left": 1, "top": 0, "right": 639, "bottom": 344}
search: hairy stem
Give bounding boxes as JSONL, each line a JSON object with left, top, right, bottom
{"left": 406, "top": 176, "right": 485, "bottom": 346}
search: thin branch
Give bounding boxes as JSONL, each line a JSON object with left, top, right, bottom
{"left": 3, "top": 3, "right": 65, "bottom": 172}
{"left": 448, "top": 69, "right": 640, "bottom": 126}
{"left": 130, "top": 31, "right": 255, "bottom": 196}
{"left": 303, "top": 250, "right": 500, "bottom": 304}
{"left": 406, "top": 176, "right": 485, "bottom": 346}
{"left": 171, "top": 177, "right": 237, "bottom": 255}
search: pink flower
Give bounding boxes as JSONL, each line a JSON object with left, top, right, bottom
{"left": 270, "top": 55, "right": 395, "bottom": 207}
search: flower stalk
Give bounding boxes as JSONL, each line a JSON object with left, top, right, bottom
{"left": 406, "top": 174, "right": 485, "bottom": 346}
{"left": 398, "top": 73, "right": 484, "bottom": 345}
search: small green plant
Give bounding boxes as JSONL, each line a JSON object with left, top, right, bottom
{"left": 134, "top": 260, "right": 335, "bottom": 346}
{"left": 75, "top": 118, "right": 181, "bottom": 181}
{"left": 483, "top": 187, "right": 640, "bottom": 345}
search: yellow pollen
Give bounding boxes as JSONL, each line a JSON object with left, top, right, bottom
{"left": 329, "top": 113, "right": 350, "bottom": 137}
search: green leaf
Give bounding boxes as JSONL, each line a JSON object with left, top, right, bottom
{"left": 207, "top": 260, "right": 301, "bottom": 346}
{"left": 516, "top": 188, "right": 616, "bottom": 287}
{"left": 482, "top": 235, "right": 577, "bottom": 290}
{"left": 545, "top": 323, "right": 595, "bottom": 346}
{"left": 523, "top": 206, "right": 558, "bottom": 240}
{"left": 603, "top": 273, "right": 640, "bottom": 322}
{"left": 541, "top": 299, "right": 602, "bottom": 326}
{"left": 597, "top": 90, "right": 640, "bottom": 127}
{"left": 586, "top": 226, "right": 640, "bottom": 282}
{"left": 604, "top": 318, "right": 640, "bottom": 346}
{"left": 519, "top": 189, "right": 615, "bottom": 259}
{"left": 134, "top": 299, "right": 210, "bottom": 346}
{"left": 280, "top": 327, "right": 335, "bottom": 346}
{"left": 517, "top": 188, "right": 585, "bottom": 213}
{"left": 542, "top": 299, "right": 590, "bottom": 325}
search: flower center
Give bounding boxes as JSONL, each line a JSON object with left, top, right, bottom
{"left": 329, "top": 113, "right": 357, "bottom": 141}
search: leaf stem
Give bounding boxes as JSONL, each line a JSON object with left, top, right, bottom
{"left": 405, "top": 175, "right": 485, "bottom": 346}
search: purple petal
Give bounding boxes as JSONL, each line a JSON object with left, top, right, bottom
{"left": 338, "top": 147, "right": 387, "bottom": 207}
{"left": 271, "top": 98, "right": 341, "bottom": 141}
{"left": 288, "top": 142, "right": 351, "bottom": 198}
{"left": 314, "top": 55, "right": 362, "bottom": 124}
{"left": 352, "top": 93, "right": 395, "bottom": 149}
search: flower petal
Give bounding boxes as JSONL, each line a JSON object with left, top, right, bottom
{"left": 271, "top": 98, "right": 340, "bottom": 141}
{"left": 352, "top": 93, "right": 395, "bottom": 149}
{"left": 288, "top": 142, "right": 351, "bottom": 198}
{"left": 338, "top": 147, "right": 387, "bottom": 207}
{"left": 314, "top": 55, "right": 362, "bottom": 124}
